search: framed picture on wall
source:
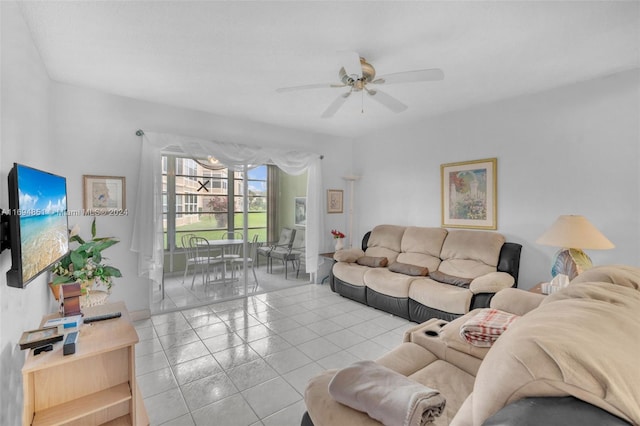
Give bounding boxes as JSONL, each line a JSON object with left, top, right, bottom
{"left": 327, "top": 189, "right": 343, "bottom": 214}
{"left": 294, "top": 197, "right": 307, "bottom": 227}
{"left": 441, "top": 158, "right": 497, "bottom": 229}
{"left": 83, "top": 175, "right": 126, "bottom": 215}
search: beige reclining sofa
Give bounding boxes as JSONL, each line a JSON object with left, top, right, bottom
{"left": 331, "top": 225, "right": 522, "bottom": 322}
{"left": 304, "top": 264, "right": 640, "bottom": 426}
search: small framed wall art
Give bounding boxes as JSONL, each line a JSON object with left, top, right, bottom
{"left": 83, "top": 175, "right": 126, "bottom": 215}
{"left": 327, "top": 189, "right": 344, "bottom": 214}
{"left": 441, "top": 158, "right": 497, "bottom": 230}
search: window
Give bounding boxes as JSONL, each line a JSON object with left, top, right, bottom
{"left": 162, "top": 155, "right": 268, "bottom": 250}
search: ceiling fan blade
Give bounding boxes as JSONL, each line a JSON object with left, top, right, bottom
{"left": 321, "top": 92, "right": 351, "bottom": 118}
{"left": 367, "top": 89, "right": 407, "bottom": 113}
{"left": 372, "top": 68, "right": 444, "bottom": 85}
{"left": 276, "top": 83, "right": 345, "bottom": 93}
{"left": 337, "top": 50, "right": 363, "bottom": 79}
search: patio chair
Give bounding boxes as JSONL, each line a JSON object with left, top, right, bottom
{"left": 219, "top": 231, "right": 243, "bottom": 259}
{"left": 181, "top": 233, "right": 198, "bottom": 284}
{"left": 189, "top": 236, "right": 225, "bottom": 288}
{"left": 231, "top": 234, "right": 260, "bottom": 292}
{"left": 269, "top": 229, "right": 305, "bottom": 279}
{"left": 257, "top": 227, "right": 296, "bottom": 268}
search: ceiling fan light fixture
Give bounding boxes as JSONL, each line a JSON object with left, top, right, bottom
{"left": 276, "top": 51, "right": 444, "bottom": 117}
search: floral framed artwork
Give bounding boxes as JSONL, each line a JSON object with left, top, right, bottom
{"left": 441, "top": 158, "right": 497, "bottom": 230}
{"left": 327, "top": 189, "right": 344, "bottom": 214}
{"left": 83, "top": 175, "right": 126, "bottom": 215}
{"left": 294, "top": 197, "right": 306, "bottom": 227}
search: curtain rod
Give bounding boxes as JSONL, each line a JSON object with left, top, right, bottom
{"left": 134, "top": 129, "right": 323, "bottom": 159}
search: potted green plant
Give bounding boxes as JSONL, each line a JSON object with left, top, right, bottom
{"left": 51, "top": 218, "right": 122, "bottom": 298}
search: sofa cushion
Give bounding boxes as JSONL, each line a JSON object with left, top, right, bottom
{"left": 305, "top": 342, "right": 441, "bottom": 426}
{"left": 388, "top": 262, "right": 429, "bottom": 276}
{"left": 489, "top": 288, "right": 546, "bottom": 316}
{"left": 364, "top": 224, "right": 406, "bottom": 264}
{"left": 409, "top": 360, "right": 475, "bottom": 426}
{"left": 333, "top": 262, "right": 369, "bottom": 287}
{"left": 469, "top": 271, "right": 515, "bottom": 294}
{"left": 409, "top": 278, "right": 473, "bottom": 315}
{"left": 438, "top": 230, "right": 505, "bottom": 278}
{"left": 333, "top": 248, "right": 364, "bottom": 263}
{"left": 470, "top": 282, "right": 640, "bottom": 425}
{"left": 396, "top": 227, "right": 447, "bottom": 271}
{"left": 356, "top": 256, "right": 388, "bottom": 268}
{"left": 305, "top": 369, "right": 381, "bottom": 426}
{"left": 305, "top": 342, "right": 467, "bottom": 426}
{"left": 364, "top": 269, "right": 415, "bottom": 298}
{"left": 429, "top": 270, "right": 472, "bottom": 288}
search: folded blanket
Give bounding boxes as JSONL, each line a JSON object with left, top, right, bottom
{"left": 460, "top": 308, "right": 519, "bottom": 347}
{"left": 328, "top": 360, "right": 446, "bottom": 426}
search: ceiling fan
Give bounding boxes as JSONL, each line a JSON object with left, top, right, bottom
{"left": 276, "top": 51, "right": 444, "bottom": 118}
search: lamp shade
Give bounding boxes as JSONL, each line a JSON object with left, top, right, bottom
{"left": 535, "top": 215, "right": 614, "bottom": 250}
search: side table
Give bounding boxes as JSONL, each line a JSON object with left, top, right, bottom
{"left": 319, "top": 252, "right": 335, "bottom": 284}
{"left": 22, "top": 301, "right": 148, "bottom": 425}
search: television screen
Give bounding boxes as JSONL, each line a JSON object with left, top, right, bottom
{"left": 6, "top": 164, "right": 69, "bottom": 288}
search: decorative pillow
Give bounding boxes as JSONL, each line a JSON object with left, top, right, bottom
{"left": 356, "top": 256, "right": 389, "bottom": 268}
{"left": 429, "top": 270, "right": 472, "bottom": 288}
{"left": 388, "top": 262, "right": 429, "bottom": 276}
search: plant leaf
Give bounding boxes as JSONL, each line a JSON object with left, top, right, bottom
{"left": 94, "top": 240, "right": 119, "bottom": 252}
{"left": 91, "top": 218, "right": 97, "bottom": 239}
{"left": 52, "top": 275, "right": 72, "bottom": 285}
{"left": 70, "top": 251, "right": 86, "bottom": 269}
{"left": 70, "top": 235, "right": 85, "bottom": 245}
{"left": 103, "top": 266, "right": 122, "bottom": 277}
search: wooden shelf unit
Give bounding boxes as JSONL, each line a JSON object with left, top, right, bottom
{"left": 22, "top": 302, "right": 149, "bottom": 426}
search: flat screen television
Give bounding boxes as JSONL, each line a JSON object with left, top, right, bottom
{"left": 6, "top": 163, "right": 69, "bottom": 288}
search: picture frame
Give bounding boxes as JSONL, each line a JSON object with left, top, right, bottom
{"left": 83, "top": 175, "right": 126, "bottom": 214}
{"left": 327, "top": 189, "right": 344, "bottom": 214}
{"left": 441, "top": 158, "right": 497, "bottom": 230}
{"left": 19, "top": 326, "right": 64, "bottom": 350}
{"left": 294, "top": 197, "right": 307, "bottom": 227}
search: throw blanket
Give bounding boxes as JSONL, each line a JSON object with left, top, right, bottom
{"left": 460, "top": 308, "right": 519, "bottom": 347}
{"left": 328, "top": 360, "right": 446, "bottom": 426}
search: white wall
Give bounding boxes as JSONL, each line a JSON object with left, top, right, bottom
{"left": 0, "top": 4, "right": 353, "bottom": 424}
{"left": 352, "top": 69, "right": 640, "bottom": 289}
{"left": 0, "top": 3, "right": 59, "bottom": 424}
{"left": 48, "top": 81, "right": 354, "bottom": 298}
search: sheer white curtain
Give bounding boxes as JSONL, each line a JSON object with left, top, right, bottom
{"left": 130, "top": 131, "right": 324, "bottom": 287}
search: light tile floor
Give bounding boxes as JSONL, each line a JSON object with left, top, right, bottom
{"left": 135, "top": 283, "right": 413, "bottom": 425}
{"left": 152, "top": 261, "right": 315, "bottom": 315}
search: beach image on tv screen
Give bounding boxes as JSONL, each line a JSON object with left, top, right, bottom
{"left": 17, "top": 165, "right": 68, "bottom": 283}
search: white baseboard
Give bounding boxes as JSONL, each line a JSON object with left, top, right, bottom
{"left": 130, "top": 308, "right": 151, "bottom": 321}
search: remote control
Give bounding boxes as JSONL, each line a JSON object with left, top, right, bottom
{"left": 33, "top": 344, "right": 53, "bottom": 355}
{"left": 83, "top": 312, "right": 122, "bottom": 323}
{"left": 63, "top": 331, "right": 78, "bottom": 356}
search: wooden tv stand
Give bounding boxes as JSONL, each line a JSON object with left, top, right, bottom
{"left": 22, "top": 301, "right": 149, "bottom": 426}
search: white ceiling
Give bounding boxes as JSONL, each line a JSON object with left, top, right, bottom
{"left": 17, "top": 1, "right": 640, "bottom": 139}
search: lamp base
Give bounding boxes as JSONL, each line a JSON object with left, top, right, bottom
{"left": 551, "top": 248, "right": 593, "bottom": 280}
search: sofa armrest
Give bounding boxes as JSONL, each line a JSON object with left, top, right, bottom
{"left": 333, "top": 248, "right": 364, "bottom": 263}
{"left": 469, "top": 272, "right": 515, "bottom": 294}
{"left": 489, "top": 288, "right": 545, "bottom": 316}
{"left": 482, "top": 397, "right": 631, "bottom": 426}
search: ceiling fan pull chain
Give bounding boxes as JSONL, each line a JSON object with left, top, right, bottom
{"left": 361, "top": 90, "right": 364, "bottom": 114}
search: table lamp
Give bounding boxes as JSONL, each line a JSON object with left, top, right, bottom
{"left": 536, "top": 215, "right": 614, "bottom": 280}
